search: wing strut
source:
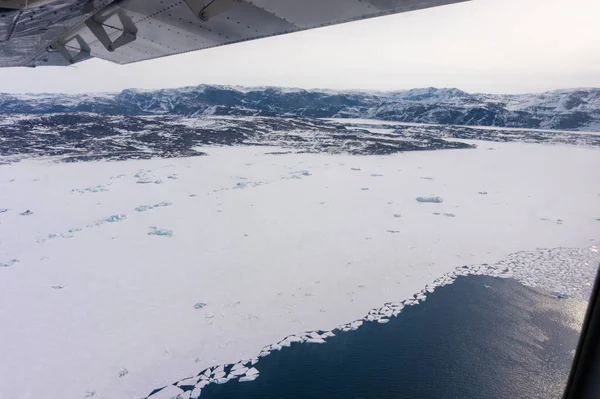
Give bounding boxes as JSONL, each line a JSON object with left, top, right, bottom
{"left": 84, "top": 9, "right": 137, "bottom": 52}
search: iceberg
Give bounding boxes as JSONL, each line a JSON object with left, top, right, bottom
{"left": 416, "top": 196, "right": 443, "bottom": 203}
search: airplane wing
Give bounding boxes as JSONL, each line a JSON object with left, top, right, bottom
{"left": 0, "top": 0, "right": 468, "bottom": 68}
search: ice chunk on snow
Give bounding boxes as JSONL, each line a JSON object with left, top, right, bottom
{"left": 104, "top": 214, "right": 126, "bottom": 223}
{"left": 0, "top": 208, "right": 8, "bottom": 213}
{"left": 136, "top": 178, "right": 153, "bottom": 184}
{"left": 0, "top": 258, "right": 19, "bottom": 268}
{"left": 416, "top": 196, "right": 443, "bottom": 203}
{"left": 194, "top": 302, "right": 206, "bottom": 309}
{"left": 71, "top": 185, "right": 108, "bottom": 194}
{"left": 135, "top": 205, "right": 153, "bottom": 212}
{"left": 20, "top": 210, "right": 34, "bottom": 216}
{"left": 148, "top": 227, "right": 173, "bottom": 237}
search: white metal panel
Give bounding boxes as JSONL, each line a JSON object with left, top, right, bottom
{"left": 1, "top": 0, "right": 469, "bottom": 67}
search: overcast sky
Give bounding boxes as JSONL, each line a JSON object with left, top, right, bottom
{"left": 1, "top": 0, "right": 598, "bottom": 94}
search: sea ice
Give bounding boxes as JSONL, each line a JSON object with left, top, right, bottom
{"left": 147, "top": 385, "right": 184, "bottom": 399}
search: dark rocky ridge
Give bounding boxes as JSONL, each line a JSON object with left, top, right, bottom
{"left": 2, "top": 113, "right": 599, "bottom": 163}
{"left": 1, "top": 85, "right": 599, "bottom": 131}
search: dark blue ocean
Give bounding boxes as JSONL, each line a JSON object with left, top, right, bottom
{"left": 200, "top": 275, "right": 586, "bottom": 399}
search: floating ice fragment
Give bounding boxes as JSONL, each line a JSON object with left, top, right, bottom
{"left": 0, "top": 258, "right": 18, "bottom": 268}
{"left": 234, "top": 182, "right": 248, "bottom": 189}
{"left": 194, "top": 302, "right": 207, "bottom": 309}
{"left": 105, "top": 214, "right": 126, "bottom": 223}
{"left": 306, "top": 338, "right": 326, "bottom": 344}
{"left": 557, "top": 293, "right": 569, "bottom": 299}
{"left": 239, "top": 374, "right": 259, "bottom": 382}
{"left": 483, "top": 285, "right": 491, "bottom": 289}
{"left": 190, "top": 386, "right": 201, "bottom": 399}
{"left": 231, "top": 367, "right": 248, "bottom": 376}
{"left": 416, "top": 196, "right": 443, "bottom": 203}
{"left": 20, "top": 210, "right": 33, "bottom": 216}
{"left": 245, "top": 367, "right": 259, "bottom": 376}
{"left": 148, "top": 227, "right": 173, "bottom": 237}
{"left": 377, "top": 319, "right": 389, "bottom": 324}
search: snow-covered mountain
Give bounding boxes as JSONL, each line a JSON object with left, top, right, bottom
{"left": 1, "top": 85, "right": 599, "bottom": 131}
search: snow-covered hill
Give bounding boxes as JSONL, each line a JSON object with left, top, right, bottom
{"left": 1, "top": 85, "right": 599, "bottom": 131}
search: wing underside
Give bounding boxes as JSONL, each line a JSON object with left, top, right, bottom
{"left": 0, "top": 0, "right": 468, "bottom": 68}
